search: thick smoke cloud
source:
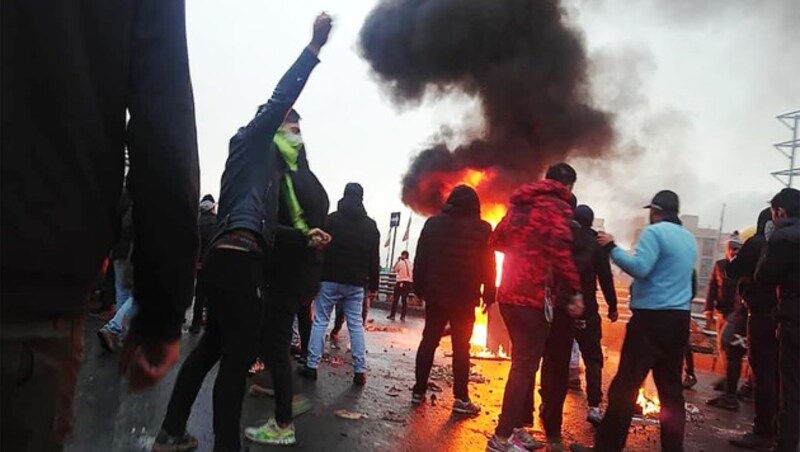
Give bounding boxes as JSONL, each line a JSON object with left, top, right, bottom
{"left": 359, "top": 0, "right": 614, "bottom": 216}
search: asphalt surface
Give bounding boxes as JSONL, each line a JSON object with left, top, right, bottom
{"left": 68, "top": 307, "right": 758, "bottom": 451}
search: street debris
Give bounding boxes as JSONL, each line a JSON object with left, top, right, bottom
{"left": 386, "top": 386, "right": 402, "bottom": 397}
{"left": 381, "top": 410, "right": 406, "bottom": 423}
{"left": 366, "top": 324, "right": 402, "bottom": 333}
{"left": 334, "top": 409, "right": 369, "bottom": 420}
{"left": 248, "top": 384, "right": 275, "bottom": 397}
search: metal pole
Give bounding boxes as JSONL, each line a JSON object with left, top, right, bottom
{"left": 715, "top": 203, "right": 726, "bottom": 260}
{"left": 790, "top": 115, "right": 798, "bottom": 187}
{"left": 390, "top": 225, "right": 398, "bottom": 268}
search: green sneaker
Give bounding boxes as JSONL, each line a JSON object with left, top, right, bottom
{"left": 245, "top": 418, "right": 296, "bottom": 446}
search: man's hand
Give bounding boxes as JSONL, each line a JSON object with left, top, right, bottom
{"left": 120, "top": 338, "right": 180, "bottom": 391}
{"left": 597, "top": 231, "right": 615, "bottom": 247}
{"left": 608, "top": 309, "right": 619, "bottom": 323}
{"left": 307, "top": 228, "right": 332, "bottom": 249}
{"left": 307, "top": 12, "right": 333, "bottom": 56}
{"left": 704, "top": 310, "right": 715, "bottom": 330}
{"left": 566, "top": 294, "right": 585, "bottom": 319}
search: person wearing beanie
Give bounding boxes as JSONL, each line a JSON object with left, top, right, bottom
{"left": 568, "top": 205, "right": 619, "bottom": 425}
{"left": 573, "top": 190, "right": 697, "bottom": 452}
{"left": 755, "top": 187, "right": 800, "bottom": 452}
{"left": 189, "top": 194, "right": 218, "bottom": 334}
{"left": 300, "top": 183, "right": 380, "bottom": 387}
{"left": 726, "top": 208, "right": 779, "bottom": 450}
{"left": 705, "top": 235, "right": 747, "bottom": 411}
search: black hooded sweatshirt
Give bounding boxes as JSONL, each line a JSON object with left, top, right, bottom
{"left": 321, "top": 187, "right": 380, "bottom": 291}
{"left": 414, "top": 186, "right": 496, "bottom": 309}
{"left": 727, "top": 208, "right": 777, "bottom": 315}
{"left": 756, "top": 215, "right": 800, "bottom": 324}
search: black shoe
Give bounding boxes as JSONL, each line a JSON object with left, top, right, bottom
{"left": 737, "top": 383, "right": 754, "bottom": 401}
{"left": 707, "top": 394, "right": 739, "bottom": 411}
{"left": 153, "top": 429, "right": 199, "bottom": 452}
{"left": 729, "top": 432, "right": 775, "bottom": 451}
{"left": 400, "top": 316, "right": 406, "bottom": 322}
{"left": 387, "top": 315, "right": 395, "bottom": 321}
{"left": 353, "top": 372, "right": 366, "bottom": 386}
{"left": 682, "top": 374, "right": 698, "bottom": 389}
{"left": 298, "top": 366, "right": 317, "bottom": 381}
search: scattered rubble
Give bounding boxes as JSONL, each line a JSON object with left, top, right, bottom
{"left": 334, "top": 409, "right": 368, "bottom": 420}
{"left": 366, "top": 324, "right": 403, "bottom": 333}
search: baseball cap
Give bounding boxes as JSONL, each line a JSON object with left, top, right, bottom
{"left": 644, "top": 190, "right": 680, "bottom": 214}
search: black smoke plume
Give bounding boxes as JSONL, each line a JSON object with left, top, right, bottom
{"left": 359, "top": 0, "right": 615, "bottom": 216}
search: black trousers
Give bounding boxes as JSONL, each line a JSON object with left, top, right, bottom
{"left": 722, "top": 312, "right": 748, "bottom": 396}
{"left": 539, "top": 309, "right": 577, "bottom": 438}
{"left": 296, "top": 302, "right": 312, "bottom": 358}
{"left": 161, "top": 249, "right": 264, "bottom": 451}
{"left": 389, "top": 281, "right": 412, "bottom": 318}
{"left": 496, "top": 304, "right": 550, "bottom": 438}
{"left": 413, "top": 303, "right": 475, "bottom": 400}
{"left": 190, "top": 267, "right": 208, "bottom": 328}
{"left": 748, "top": 311, "right": 778, "bottom": 439}
{"left": 262, "top": 292, "right": 301, "bottom": 425}
{"left": 575, "top": 313, "right": 604, "bottom": 407}
{"left": 777, "top": 317, "right": 799, "bottom": 452}
{"left": 684, "top": 346, "right": 695, "bottom": 377}
{"left": 595, "top": 310, "right": 689, "bottom": 452}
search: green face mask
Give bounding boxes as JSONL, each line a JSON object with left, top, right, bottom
{"left": 273, "top": 129, "right": 303, "bottom": 172}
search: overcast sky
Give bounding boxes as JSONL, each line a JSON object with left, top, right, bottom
{"left": 185, "top": 0, "right": 799, "bottom": 259}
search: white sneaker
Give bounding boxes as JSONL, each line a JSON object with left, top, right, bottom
{"left": 586, "top": 406, "right": 603, "bottom": 425}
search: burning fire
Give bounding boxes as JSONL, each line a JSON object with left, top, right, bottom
{"left": 637, "top": 388, "right": 661, "bottom": 416}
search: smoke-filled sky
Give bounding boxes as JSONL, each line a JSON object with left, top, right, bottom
{"left": 186, "top": 0, "right": 799, "bottom": 259}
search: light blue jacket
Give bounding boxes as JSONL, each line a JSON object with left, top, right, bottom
{"left": 611, "top": 221, "right": 697, "bottom": 311}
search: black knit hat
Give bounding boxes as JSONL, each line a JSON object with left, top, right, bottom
{"left": 344, "top": 182, "right": 364, "bottom": 201}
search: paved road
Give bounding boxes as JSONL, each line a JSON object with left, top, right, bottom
{"left": 68, "top": 308, "right": 756, "bottom": 451}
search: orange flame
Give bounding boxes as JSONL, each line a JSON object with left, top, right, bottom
{"left": 637, "top": 388, "right": 661, "bottom": 415}
{"left": 459, "top": 169, "right": 508, "bottom": 352}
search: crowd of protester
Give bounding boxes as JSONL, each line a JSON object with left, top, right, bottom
{"left": 2, "top": 3, "right": 799, "bottom": 452}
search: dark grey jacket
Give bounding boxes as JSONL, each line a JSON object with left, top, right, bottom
{"left": 2, "top": 0, "right": 199, "bottom": 343}
{"left": 216, "top": 49, "right": 319, "bottom": 248}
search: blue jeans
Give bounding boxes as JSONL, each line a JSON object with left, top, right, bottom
{"left": 307, "top": 282, "right": 366, "bottom": 373}
{"left": 104, "top": 296, "right": 137, "bottom": 336}
{"left": 113, "top": 259, "right": 132, "bottom": 307}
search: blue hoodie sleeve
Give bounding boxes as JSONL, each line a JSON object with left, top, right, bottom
{"left": 610, "top": 227, "right": 660, "bottom": 279}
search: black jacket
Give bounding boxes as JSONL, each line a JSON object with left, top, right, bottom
{"left": 756, "top": 217, "right": 800, "bottom": 323}
{"left": 728, "top": 238, "right": 777, "bottom": 315}
{"left": 570, "top": 224, "right": 618, "bottom": 318}
{"left": 322, "top": 196, "right": 380, "bottom": 291}
{"left": 216, "top": 49, "right": 319, "bottom": 249}
{"left": 704, "top": 259, "right": 740, "bottom": 316}
{"left": 1, "top": 0, "right": 199, "bottom": 342}
{"left": 267, "top": 147, "right": 329, "bottom": 299}
{"left": 198, "top": 210, "right": 219, "bottom": 265}
{"left": 414, "top": 186, "right": 496, "bottom": 308}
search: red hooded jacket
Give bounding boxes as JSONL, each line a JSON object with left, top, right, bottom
{"left": 490, "top": 179, "right": 580, "bottom": 309}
